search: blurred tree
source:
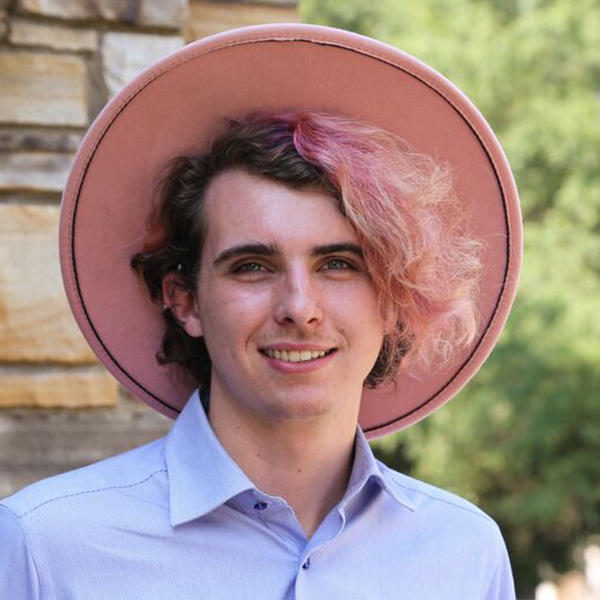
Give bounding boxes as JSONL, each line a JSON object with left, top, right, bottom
{"left": 302, "top": 0, "right": 600, "bottom": 595}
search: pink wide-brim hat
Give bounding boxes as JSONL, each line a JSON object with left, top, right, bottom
{"left": 59, "top": 24, "right": 522, "bottom": 439}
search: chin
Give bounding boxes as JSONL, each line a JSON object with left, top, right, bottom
{"left": 264, "top": 402, "right": 331, "bottom": 423}
{"left": 257, "top": 386, "right": 355, "bottom": 424}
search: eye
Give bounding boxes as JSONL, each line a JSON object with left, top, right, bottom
{"left": 321, "top": 258, "right": 354, "bottom": 271}
{"left": 232, "top": 261, "right": 269, "bottom": 274}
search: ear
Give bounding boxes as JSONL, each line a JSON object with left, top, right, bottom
{"left": 161, "top": 271, "right": 203, "bottom": 338}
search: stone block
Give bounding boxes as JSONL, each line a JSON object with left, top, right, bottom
{"left": 17, "top": 0, "right": 188, "bottom": 29}
{"left": 185, "top": 1, "right": 299, "bottom": 41}
{"left": 101, "top": 32, "right": 183, "bottom": 97}
{"left": 0, "top": 369, "right": 119, "bottom": 408}
{"left": 0, "top": 393, "right": 171, "bottom": 498}
{"left": 0, "top": 51, "right": 87, "bottom": 126}
{"left": 0, "top": 204, "right": 97, "bottom": 364}
{"left": 139, "top": 0, "right": 188, "bottom": 29}
{"left": 9, "top": 18, "right": 98, "bottom": 52}
{"left": 0, "top": 151, "right": 73, "bottom": 192}
{"left": 0, "top": 127, "right": 83, "bottom": 153}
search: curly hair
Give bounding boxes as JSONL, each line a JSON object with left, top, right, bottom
{"left": 131, "top": 111, "right": 481, "bottom": 390}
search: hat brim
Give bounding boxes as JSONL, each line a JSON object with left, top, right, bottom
{"left": 59, "top": 24, "right": 522, "bottom": 439}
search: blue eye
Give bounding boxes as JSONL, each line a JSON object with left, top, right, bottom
{"left": 234, "top": 262, "right": 267, "bottom": 273}
{"left": 323, "top": 258, "right": 352, "bottom": 270}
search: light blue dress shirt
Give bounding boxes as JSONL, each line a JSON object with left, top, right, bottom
{"left": 1, "top": 391, "right": 515, "bottom": 599}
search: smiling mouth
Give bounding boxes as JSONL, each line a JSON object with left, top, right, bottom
{"left": 261, "top": 348, "right": 337, "bottom": 363}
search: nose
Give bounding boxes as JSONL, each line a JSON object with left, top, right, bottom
{"left": 273, "top": 266, "right": 323, "bottom": 329}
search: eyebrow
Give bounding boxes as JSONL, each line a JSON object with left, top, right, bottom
{"left": 213, "top": 242, "right": 364, "bottom": 267}
{"left": 312, "top": 243, "right": 364, "bottom": 258}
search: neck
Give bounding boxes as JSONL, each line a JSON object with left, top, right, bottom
{"left": 207, "top": 391, "right": 359, "bottom": 538}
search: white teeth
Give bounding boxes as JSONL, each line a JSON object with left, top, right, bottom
{"left": 264, "top": 349, "right": 328, "bottom": 362}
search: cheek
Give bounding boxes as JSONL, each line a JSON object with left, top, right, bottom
{"left": 331, "top": 285, "right": 385, "bottom": 346}
{"left": 358, "top": 292, "right": 386, "bottom": 349}
{"left": 345, "top": 283, "right": 383, "bottom": 325}
{"left": 198, "top": 284, "right": 271, "bottom": 342}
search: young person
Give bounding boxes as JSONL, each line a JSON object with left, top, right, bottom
{"left": 0, "top": 25, "right": 522, "bottom": 599}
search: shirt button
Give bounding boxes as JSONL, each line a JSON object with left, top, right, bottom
{"left": 302, "top": 557, "right": 311, "bottom": 570}
{"left": 254, "top": 501, "right": 268, "bottom": 511}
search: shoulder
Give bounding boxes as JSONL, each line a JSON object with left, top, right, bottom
{"left": 1, "top": 437, "right": 166, "bottom": 519}
{"left": 0, "top": 439, "right": 168, "bottom": 598}
{"left": 381, "top": 460, "right": 495, "bottom": 519}
{"left": 374, "top": 462, "right": 515, "bottom": 598}
{"left": 378, "top": 460, "right": 506, "bottom": 550}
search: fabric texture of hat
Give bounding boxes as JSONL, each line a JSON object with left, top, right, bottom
{"left": 59, "top": 23, "right": 522, "bottom": 439}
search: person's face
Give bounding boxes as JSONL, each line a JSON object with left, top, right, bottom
{"left": 178, "top": 168, "right": 385, "bottom": 425}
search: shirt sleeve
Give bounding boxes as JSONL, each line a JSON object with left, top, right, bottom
{"left": 0, "top": 504, "right": 41, "bottom": 599}
{"left": 484, "top": 534, "right": 516, "bottom": 600}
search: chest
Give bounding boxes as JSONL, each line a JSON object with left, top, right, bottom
{"left": 40, "top": 506, "right": 492, "bottom": 600}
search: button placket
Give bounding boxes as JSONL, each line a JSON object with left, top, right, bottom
{"left": 251, "top": 498, "right": 273, "bottom": 531}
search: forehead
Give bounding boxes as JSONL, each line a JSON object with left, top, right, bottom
{"left": 201, "top": 169, "right": 360, "bottom": 253}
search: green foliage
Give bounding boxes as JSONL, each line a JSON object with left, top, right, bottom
{"left": 301, "top": 0, "right": 600, "bottom": 595}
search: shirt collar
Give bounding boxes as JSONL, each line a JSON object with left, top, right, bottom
{"left": 344, "top": 426, "right": 416, "bottom": 512}
{"left": 165, "top": 390, "right": 415, "bottom": 527}
{"left": 165, "top": 390, "right": 255, "bottom": 527}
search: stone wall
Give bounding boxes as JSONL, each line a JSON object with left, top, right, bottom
{"left": 0, "top": 0, "right": 299, "bottom": 499}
